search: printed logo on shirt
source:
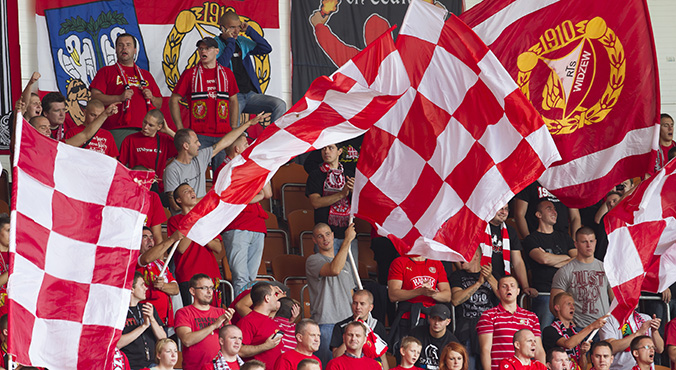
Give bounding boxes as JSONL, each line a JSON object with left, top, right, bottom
{"left": 116, "top": 75, "right": 142, "bottom": 87}
{"left": 428, "top": 266, "right": 436, "bottom": 273}
{"left": 194, "top": 316, "right": 217, "bottom": 330}
{"left": 411, "top": 276, "right": 436, "bottom": 288}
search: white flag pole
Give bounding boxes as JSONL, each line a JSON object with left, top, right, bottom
{"left": 158, "top": 239, "right": 180, "bottom": 277}
{"left": 348, "top": 216, "right": 363, "bottom": 290}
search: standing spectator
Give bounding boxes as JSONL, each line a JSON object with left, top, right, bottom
{"left": 408, "top": 305, "right": 459, "bottom": 370}
{"left": 64, "top": 99, "right": 119, "bottom": 157}
{"left": 237, "top": 282, "right": 283, "bottom": 368}
{"left": 41, "top": 92, "right": 70, "bottom": 141}
{"left": 546, "top": 347, "right": 571, "bottom": 370}
{"left": 657, "top": 114, "right": 675, "bottom": 171}
{"left": 273, "top": 297, "right": 301, "bottom": 354}
{"left": 305, "top": 223, "right": 357, "bottom": 366}
{"left": 630, "top": 336, "right": 657, "bottom": 370}
{"left": 550, "top": 227, "right": 614, "bottom": 328}
{"left": 90, "top": 33, "right": 163, "bottom": 144}
{"left": 513, "top": 181, "right": 581, "bottom": 238}
{"left": 499, "top": 329, "right": 547, "bottom": 370}
{"left": 175, "top": 273, "right": 235, "bottom": 370}
{"left": 274, "top": 319, "right": 322, "bottom": 370}
{"left": 599, "top": 309, "right": 663, "bottom": 370}
{"left": 201, "top": 325, "right": 244, "bottom": 370}
{"left": 326, "top": 322, "right": 381, "bottom": 370}
{"left": 216, "top": 10, "right": 286, "bottom": 125}
{"left": 590, "top": 341, "right": 615, "bottom": 370}
{"left": 477, "top": 276, "right": 545, "bottom": 370}
{"left": 170, "top": 37, "right": 240, "bottom": 170}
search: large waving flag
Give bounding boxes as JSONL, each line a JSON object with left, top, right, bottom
{"left": 351, "top": 0, "right": 559, "bottom": 261}
{"left": 460, "top": 0, "right": 660, "bottom": 208}
{"left": 9, "top": 115, "right": 153, "bottom": 369}
{"left": 179, "top": 28, "right": 409, "bottom": 245}
{"left": 604, "top": 158, "right": 676, "bottom": 324}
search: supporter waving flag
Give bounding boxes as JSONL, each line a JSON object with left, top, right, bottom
{"left": 461, "top": 0, "right": 661, "bottom": 208}
{"left": 179, "top": 28, "right": 409, "bottom": 245}
{"left": 8, "top": 114, "right": 153, "bottom": 369}
{"left": 351, "top": 0, "right": 559, "bottom": 262}
{"left": 604, "top": 158, "right": 676, "bottom": 325}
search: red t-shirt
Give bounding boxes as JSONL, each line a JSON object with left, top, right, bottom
{"left": 64, "top": 125, "right": 119, "bottom": 157}
{"left": 477, "top": 305, "right": 542, "bottom": 370}
{"left": 388, "top": 257, "right": 448, "bottom": 314}
{"left": 200, "top": 357, "right": 242, "bottom": 370}
{"left": 119, "top": 132, "right": 177, "bottom": 191}
{"left": 237, "top": 310, "right": 282, "bottom": 368}
{"left": 661, "top": 141, "right": 675, "bottom": 164}
{"left": 228, "top": 288, "right": 251, "bottom": 326}
{"left": 326, "top": 355, "right": 381, "bottom": 370}
{"left": 175, "top": 305, "right": 227, "bottom": 370}
{"left": 173, "top": 65, "right": 239, "bottom": 137}
{"left": 274, "top": 349, "right": 322, "bottom": 370}
{"left": 90, "top": 64, "right": 162, "bottom": 130}
{"left": 391, "top": 366, "right": 423, "bottom": 370}
{"left": 167, "top": 214, "right": 221, "bottom": 283}
{"left": 144, "top": 191, "right": 167, "bottom": 228}
{"left": 137, "top": 258, "right": 176, "bottom": 327}
{"left": 499, "top": 357, "right": 547, "bottom": 370}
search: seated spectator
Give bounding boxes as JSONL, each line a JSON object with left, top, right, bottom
{"left": 542, "top": 292, "right": 607, "bottom": 370}
{"left": 201, "top": 325, "right": 244, "bottom": 370}
{"left": 591, "top": 191, "right": 622, "bottom": 261}
{"left": 175, "top": 273, "right": 235, "bottom": 370}
{"left": 137, "top": 227, "right": 183, "bottom": 327}
{"left": 167, "top": 183, "right": 223, "bottom": 307}
{"left": 394, "top": 336, "right": 422, "bottom": 370}
{"left": 273, "top": 297, "right": 301, "bottom": 353}
{"left": 388, "top": 253, "right": 451, "bottom": 339}
{"left": 439, "top": 342, "right": 468, "bottom": 370}
{"left": 657, "top": 113, "right": 675, "bottom": 171}
{"left": 630, "top": 336, "right": 657, "bottom": 370}
{"left": 326, "top": 321, "right": 381, "bottom": 370}
{"left": 230, "top": 281, "right": 289, "bottom": 325}
{"left": 118, "top": 109, "right": 176, "bottom": 193}
{"left": 499, "top": 329, "right": 547, "bottom": 370}
{"left": 600, "top": 307, "right": 663, "bottom": 370}
{"left": 450, "top": 247, "right": 498, "bottom": 369}
{"left": 523, "top": 200, "right": 576, "bottom": 328}
{"left": 237, "top": 282, "right": 283, "bottom": 368}
{"left": 408, "top": 304, "right": 459, "bottom": 370}
{"left": 30, "top": 102, "right": 118, "bottom": 149}
{"left": 163, "top": 113, "right": 266, "bottom": 212}
{"left": 170, "top": 36, "right": 240, "bottom": 170}
{"left": 141, "top": 338, "right": 178, "bottom": 370}
{"left": 590, "top": 341, "right": 615, "bottom": 370}
{"left": 17, "top": 72, "right": 42, "bottom": 121}
{"left": 274, "top": 319, "right": 322, "bottom": 370}
{"left": 298, "top": 358, "right": 322, "bottom": 370}
{"left": 306, "top": 222, "right": 357, "bottom": 366}
{"left": 215, "top": 134, "right": 272, "bottom": 294}
{"left": 118, "top": 272, "right": 167, "bottom": 370}
{"left": 242, "top": 360, "right": 266, "bottom": 370}
{"left": 305, "top": 143, "right": 358, "bottom": 261}
{"left": 330, "top": 290, "right": 388, "bottom": 368}
{"left": 64, "top": 99, "right": 119, "bottom": 157}
{"left": 478, "top": 276, "right": 545, "bottom": 370}
{"left": 550, "top": 227, "right": 613, "bottom": 328}
{"left": 546, "top": 347, "right": 571, "bottom": 370}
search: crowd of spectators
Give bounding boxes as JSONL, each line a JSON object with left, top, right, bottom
{"left": 5, "top": 7, "right": 676, "bottom": 370}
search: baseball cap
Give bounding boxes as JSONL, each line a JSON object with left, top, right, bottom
{"left": 196, "top": 37, "right": 218, "bottom": 49}
{"left": 429, "top": 304, "right": 451, "bottom": 320}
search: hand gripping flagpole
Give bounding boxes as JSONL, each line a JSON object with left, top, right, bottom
{"left": 158, "top": 239, "right": 181, "bottom": 277}
{"left": 348, "top": 216, "right": 363, "bottom": 291}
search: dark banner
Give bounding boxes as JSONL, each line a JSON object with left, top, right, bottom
{"left": 291, "top": 0, "right": 462, "bottom": 103}
{"left": 1, "top": 0, "right": 21, "bottom": 154}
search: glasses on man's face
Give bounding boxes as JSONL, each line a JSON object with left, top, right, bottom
{"left": 194, "top": 286, "right": 215, "bottom": 291}
{"left": 639, "top": 345, "right": 656, "bottom": 351}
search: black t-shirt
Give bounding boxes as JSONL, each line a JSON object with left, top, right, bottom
{"left": 516, "top": 181, "right": 571, "bottom": 234}
{"left": 522, "top": 230, "right": 574, "bottom": 291}
{"left": 305, "top": 167, "right": 355, "bottom": 239}
{"left": 329, "top": 315, "right": 388, "bottom": 350}
{"left": 448, "top": 270, "right": 497, "bottom": 351}
{"left": 542, "top": 322, "right": 587, "bottom": 357}
{"left": 409, "top": 325, "right": 459, "bottom": 370}
{"left": 230, "top": 43, "right": 257, "bottom": 94}
{"left": 303, "top": 135, "right": 364, "bottom": 176}
{"left": 121, "top": 304, "right": 164, "bottom": 369}
{"left": 489, "top": 223, "right": 523, "bottom": 280}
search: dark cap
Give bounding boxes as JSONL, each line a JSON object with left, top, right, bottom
{"left": 429, "top": 304, "right": 451, "bottom": 320}
{"left": 196, "top": 37, "right": 218, "bottom": 49}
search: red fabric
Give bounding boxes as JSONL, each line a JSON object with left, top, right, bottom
{"left": 175, "top": 305, "right": 227, "bottom": 370}
{"left": 112, "top": 348, "right": 131, "bottom": 370}
{"left": 272, "top": 317, "right": 297, "bottom": 353}
{"left": 604, "top": 158, "right": 676, "bottom": 324}
{"left": 144, "top": 191, "right": 167, "bottom": 228}
{"left": 136, "top": 259, "right": 176, "bottom": 327}
{"left": 215, "top": 158, "right": 267, "bottom": 234}
{"left": 228, "top": 288, "right": 251, "bottom": 326}
{"left": 476, "top": 305, "right": 541, "bottom": 370}
{"left": 177, "top": 29, "right": 408, "bottom": 247}
{"left": 499, "top": 357, "right": 548, "bottom": 370}
{"left": 660, "top": 141, "right": 675, "bottom": 168}
{"left": 173, "top": 65, "right": 239, "bottom": 137}
{"left": 273, "top": 349, "right": 321, "bottom": 370}
{"left": 388, "top": 257, "right": 448, "bottom": 315}
{"left": 9, "top": 117, "right": 154, "bottom": 369}
{"left": 353, "top": 7, "right": 558, "bottom": 262}
{"left": 326, "top": 355, "right": 381, "bottom": 370}
{"left": 89, "top": 65, "right": 162, "bottom": 130}
{"left": 118, "top": 132, "right": 177, "bottom": 192}
{"left": 64, "top": 125, "right": 119, "bottom": 157}
{"left": 167, "top": 214, "right": 221, "bottom": 283}
{"left": 461, "top": 0, "right": 660, "bottom": 208}
{"left": 237, "top": 310, "right": 282, "bottom": 368}
{"left": 667, "top": 320, "right": 676, "bottom": 370}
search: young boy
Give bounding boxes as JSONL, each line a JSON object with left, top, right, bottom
{"left": 273, "top": 297, "right": 301, "bottom": 353}
{"left": 395, "top": 336, "right": 423, "bottom": 370}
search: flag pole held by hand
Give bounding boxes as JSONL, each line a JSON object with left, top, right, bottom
{"left": 159, "top": 239, "right": 180, "bottom": 277}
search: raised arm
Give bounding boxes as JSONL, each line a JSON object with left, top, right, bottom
{"left": 65, "top": 103, "right": 119, "bottom": 147}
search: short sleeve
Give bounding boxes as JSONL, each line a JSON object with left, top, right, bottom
{"left": 388, "top": 257, "right": 405, "bottom": 281}
{"left": 174, "top": 308, "right": 191, "bottom": 329}
{"left": 145, "top": 191, "right": 167, "bottom": 227}
{"left": 599, "top": 315, "right": 619, "bottom": 341}
{"left": 163, "top": 162, "right": 180, "bottom": 193}
{"left": 666, "top": 320, "right": 676, "bottom": 346}
{"left": 118, "top": 136, "right": 132, "bottom": 166}
{"left": 305, "top": 170, "right": 325, "bottom": 197}
{"left": 476, "top": 310, "right": 494, "bottom": 335}
{"left": 305, "top": 255, "right": 324, "bottom": 279}
{"left": 541, "top": 326, "right": 562, "bottom": 351}
{"left": 434, "top": 260, "right": 449, "bottom": 284}
{"left": 550, "top": 266, "right": 568, "bottom": 291}
{"left": 507, "top": 225, "right": 522, "bottom": 251}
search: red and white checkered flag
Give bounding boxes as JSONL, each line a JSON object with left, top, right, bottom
{"left": 352, "top": 0, "right": 560, "bottom": 261}
{"left": 179, "top": 29, "right": 409, "bottom": 245}
{"left": 604, "top": 158, "right": 676, "bottom": 324}
{"left": 8, "top": 115, "right": 153, "bottom": 369}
